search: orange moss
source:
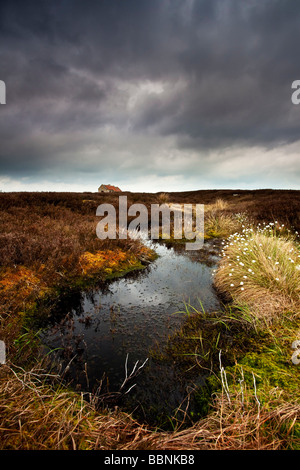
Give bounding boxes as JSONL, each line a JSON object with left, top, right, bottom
{"left": 0, "top": 266, "right": 49, "bottom": 310}
{"left": 0, "top": 245, "right": 155, "bottom": 316}
{"left": 79, "top": 248, "right": 142, "bottom": 276}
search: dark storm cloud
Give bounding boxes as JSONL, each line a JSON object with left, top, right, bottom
{"left": 0, "top": 0, "right": 300, "bottom": 187}
{"left": 128, "top": 0, "right": 300, "bottom": 147}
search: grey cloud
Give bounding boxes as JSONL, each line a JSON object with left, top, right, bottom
{"left": 0, "top": 0, "right": 300, "bottom": 188}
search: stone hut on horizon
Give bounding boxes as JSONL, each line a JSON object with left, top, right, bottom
{"left": 98, "top": 184, "right": 122, "bottom": 193}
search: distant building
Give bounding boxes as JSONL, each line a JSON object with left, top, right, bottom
{"left": 98, "top": 184, "right": 122, "bottom": 193}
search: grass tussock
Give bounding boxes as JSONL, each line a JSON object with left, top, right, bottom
{"left": 214, "top": 223, "right": 300, "bottom": 323}
{"left": 204, "top": 212, "right": 242, "bottom": 239}
{"left": 206, "top": 197, "right": 230, "bottom": 212}
{"left": 203, "top": 198, "right": 245, "bottom": 239}
{"left": 156, "top": 192, "right": 170, "bottom": 204}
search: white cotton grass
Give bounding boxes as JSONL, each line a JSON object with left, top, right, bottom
{"left": 213, "top": 220, "right": 300, "bottom": 321}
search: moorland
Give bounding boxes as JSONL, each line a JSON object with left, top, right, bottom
{"left": 0, "top": 189, "right": 299, "bottom": 450}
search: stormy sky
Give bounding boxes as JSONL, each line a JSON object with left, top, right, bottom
{"left": 0, "top": 0, "right": 300, "bottom": 192}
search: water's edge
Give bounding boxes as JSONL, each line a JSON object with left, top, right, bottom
{"left": 40, "top": 239, "right": 222, "bottom": 426}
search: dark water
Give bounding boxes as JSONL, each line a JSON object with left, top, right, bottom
{"left": 40, "top": 240, "right": 221, "bottom": 424}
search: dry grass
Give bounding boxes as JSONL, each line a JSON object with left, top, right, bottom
{"left": 142, "top": 397, "right": 300, "bottom": 451}
{"left": 1, "top": 362, "right": 299, "bottom": 450}
{"left": 201, "top": 197, "right": 245, "bottom": 239}
{"left": 156, "top": 192, "right": 170, "bottom": 204}
{"left": 204, "top": 212, "right": 242, "bottom": 239}
{"left": 206, "top": 198, "right": 229, "bottom": 212}
{"left": 0, "top": 364, "right": 150, "bottom": 450}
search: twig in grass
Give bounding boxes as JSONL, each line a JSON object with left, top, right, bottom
{"left": 219, "top": 350, "right": 231, "bottom": 404}
{"left": 238, "top": 367, "right": 245, "bottom": 408}
{"left": 252, "top": 371, "right": 260, "bottom": 418}
{"left": 120, "top": 353, "right": 149, "bottom": 392}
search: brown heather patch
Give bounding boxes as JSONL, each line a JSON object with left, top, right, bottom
{"left": 0, "top": 197, "right": 155, "bottom": 315}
